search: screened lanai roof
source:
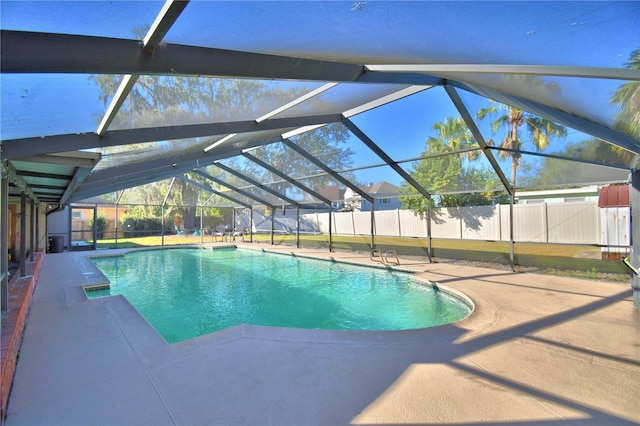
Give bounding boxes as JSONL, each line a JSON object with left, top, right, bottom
{"left": 1, "top": 1, "right": 639, "bottom": 208}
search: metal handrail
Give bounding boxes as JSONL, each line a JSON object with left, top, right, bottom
{"left": 623, "top": 257, "right": 638, "bottom": 276}
{"left": 371, "top": 248, "right": 400, "bottom": 266}
{"left": 384, "top": 250, "right": 400, "bottom": 266}
{"left": 370, "top": 249, "right": 384, "bottom": 263}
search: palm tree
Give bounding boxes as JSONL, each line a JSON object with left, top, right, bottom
{"left": 594, "top": 49, "right": 640, "bottom": 167}
{"left": 477, "top": 103, "right": 567, "bottom": 187}
{"left": 610, "top": 48, "right": 640, "bottom": 141}
{"left": 400, "top": 116, "right": 498, "bottom": 211}
{"left": 428, "top": 116, "right": 480, "bottom": 159}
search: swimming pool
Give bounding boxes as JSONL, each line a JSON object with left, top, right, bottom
{"left": 88, "top": 248, "right": 471, "bottom": 343}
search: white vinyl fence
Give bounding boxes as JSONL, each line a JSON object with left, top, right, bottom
{"left": 240, "top": 201, "right": 621, "bottom": 246}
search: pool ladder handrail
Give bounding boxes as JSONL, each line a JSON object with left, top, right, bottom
{"left": 384, "top": 249, "right": 400, "bottom": 266}
{"left": 370, "top": 248, "right": 400, "bottom": 266}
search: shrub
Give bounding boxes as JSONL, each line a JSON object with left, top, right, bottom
{"left": 121, "top": 217, "right": 167, "bottom": 238}
{"left": 88, "top": 216, "right": 107, "bottom": 239}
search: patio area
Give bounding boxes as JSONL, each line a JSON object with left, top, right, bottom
{"left": 5, "top": 244, "right": 639, "bottom": 425}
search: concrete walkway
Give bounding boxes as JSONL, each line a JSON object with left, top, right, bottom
{"left": 5, "top": 244, "right": 640, "bottom": 425}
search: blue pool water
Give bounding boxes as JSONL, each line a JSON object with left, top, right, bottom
{"left": 89, "top": 248, "right": 470, "bottom": 343}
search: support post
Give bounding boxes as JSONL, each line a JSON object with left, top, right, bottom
{"left": 426, "top": 203, "right": 432, "bottom": 263}
{"left": 232, "top": 207, "right": 236, "bottom": 236}
{"left": 1, "top": 174, "right": 8, "bottom": 311}
{"left": 162, "top": 178, "right": 176, "bottom": 247}
{"left": 115, "top": 190, "right": 124, "bottom": 248}
{"left": 20, "top": 194, "right": 26, "bottom": 277}
{"left": 199, "top": 205, "right": 204, "bottom": 244}
{"left": 250, "top": 208, "right": 254, "bottom": 243}
{"left": 370, "top": 206, "right": 375, "bottom": 250}
{"left": 161, "top": 204, "right": 165, "bottom": 246}
{"left": 270, "top": 210, "right": 275, "bottom": 245}
{"left": 510, "top": 191, "right": 515, "bottom": 272}
{"left": 68, "top": 205, "right": 72, "bottom": 253}
{"left": 630, "top": 169, "right": 640, "bottom": 309}
{"left": 296, "top": 206, "right": 300, "bottom": 249}
{"left": 30, "top": 199, "right": 35, "bottom": 262}
{"left": 35, "top": 203, "right": 40, "bottom": 253}
{"left": 328, "top": 206, "right": 333, "bottom": 253}
{"left": 92, "top": 204, "right": 97, "bottom": 250}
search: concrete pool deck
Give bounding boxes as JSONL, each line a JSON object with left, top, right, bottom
{"left": 5, "top": 244, "right": 640, "bottom": 425}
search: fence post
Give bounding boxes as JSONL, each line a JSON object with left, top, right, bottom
{"left": 498, "top": 203, "right": 502, "bottom": 242}
{"left": 351, "top": 210, "right": 355, "bottom": 236}
{"left": 544, "top": 202, "right": 549, "bottom": 243}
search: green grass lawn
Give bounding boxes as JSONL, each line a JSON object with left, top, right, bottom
{"left": 95, "top": 233, "right": 589, "bottom": 256}
{"left": 97, "top": 235, "right": 207, "bottom": 248}
{"left": 95, "top": 233, "right": 629, "bottom": 282}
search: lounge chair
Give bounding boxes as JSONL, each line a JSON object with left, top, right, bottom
{"left": 212, "top": 225, "right": 226, "bottom": 242}
{"left": 175, "top": 226, "right": 186, "bottom": 236}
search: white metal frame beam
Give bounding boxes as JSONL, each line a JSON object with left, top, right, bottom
{"left": 99, "top": 0, "right": 189, "bottom": 135}
{"left": 193, "top": 170, "right": 274, "bottom": 209}
{"left": 451, "top": 80, "right": 640, "bottom": 154}
{"left": 256, "top": 82, "right": 339, "bottom": 123}
{"left": 178, "top": 175, "right": 252, "bottom": 209}
{"left": 444, "top": 85, "right": 514, "bottom": 195}
{"left": 342, "top": 85, "right": 432, "bottom": 118}
{"left": 366, "top": 64, "right": 640, "bottom": 81}
{"left": 213, "top": 162, "right": 300, "bottom": 207}
{"left": 1, "top": 30, "right": 365, "bottom": 82}
{"left": 342, "top": 117, "right": 433, "bottom": 199}
{"left": 2, "top": 114, "right": 342, "bottom": 159}
{"left": 281, "top": 138, "right": 373, "bottom": 203}
{"left": 242, "top": 152, "right": 332, "bottom": 206}
{"left": 65, "top": 132, "right": 291, "bottom": 202}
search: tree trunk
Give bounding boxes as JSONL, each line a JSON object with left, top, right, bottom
{"left": 183, "top": 206, "right": 197, "bottom": 230}
{"left": 509, "top": 120, "right": 519, "bottom": 187}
